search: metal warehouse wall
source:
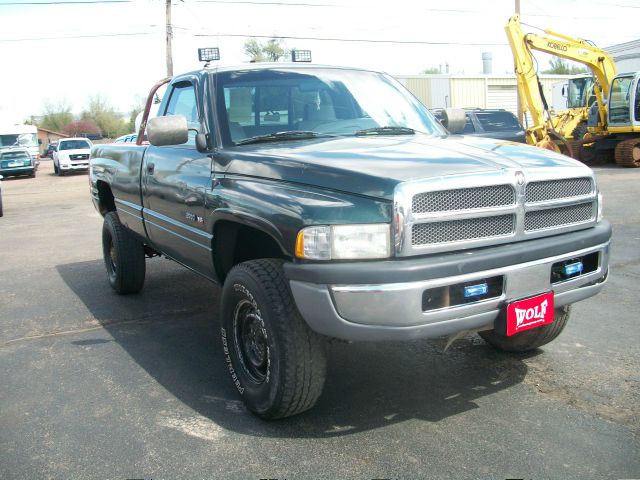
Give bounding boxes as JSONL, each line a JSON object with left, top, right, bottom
{"left": 395, "top": 74, "right": 572, "bottom": 120}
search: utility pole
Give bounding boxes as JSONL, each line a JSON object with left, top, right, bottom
{"left": 166, "top": 0, "right": 173, "bottom": 77}
{"left": 515, "top": 0, "right": 523, "bottom": 125}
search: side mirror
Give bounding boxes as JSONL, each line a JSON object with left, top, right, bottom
{"left": 147, "top": 115, "right": 189, "bottom": 146}
{"left": 440, "top": 108, "right": 467, "bottom": 134}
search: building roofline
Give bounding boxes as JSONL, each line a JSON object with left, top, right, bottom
{"left": 36, "top": 126, "right": 69, "bottom": 137}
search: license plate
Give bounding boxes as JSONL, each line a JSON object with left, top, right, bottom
{"left": 506, "top": 291, "right": 554, "bottom": 336}
{"left": 8, "top": 162, "right": 21, "bottom": 167}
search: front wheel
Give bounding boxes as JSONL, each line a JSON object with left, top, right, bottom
{"left": 220, "top": 259, "right": 327, "bottom": 419}
{"left": 102, "top": 211, "right": 145, "bottom": 294}
{"left": 479, "top": 306, "right": 571, "bottom": 352}
{"left": 53, "top": 162, "right": 59, "bottom": 175}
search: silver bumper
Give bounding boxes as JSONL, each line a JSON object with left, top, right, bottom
{"left": 290, "top": 242, "right": 609, "bottom": 341}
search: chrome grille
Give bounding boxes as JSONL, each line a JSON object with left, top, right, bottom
{"left": 70, "top": 154, "right": 89, "bottom": 160}
{"left": 411, "top": 215, "right": 515, "bottom": 246}
{"left": 412, "top": 185, "right": 514, "bottom": 213}
{"left": 525, "top": 202, "right": 595, "bottom": 231}
{"left": 525, "top": 178, "right": 593, "bottom": 203}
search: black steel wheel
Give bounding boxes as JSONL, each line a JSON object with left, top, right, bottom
{"left": 220, "top": 259, "right": 326, "bottom": 419}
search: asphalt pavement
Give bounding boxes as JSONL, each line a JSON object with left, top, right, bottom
{"left": 1, "top": 159, "right": 638, "bottom": 479}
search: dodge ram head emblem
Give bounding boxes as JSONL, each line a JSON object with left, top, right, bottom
{"left": 515, "top": 171, "right": 525, "bottom": 185}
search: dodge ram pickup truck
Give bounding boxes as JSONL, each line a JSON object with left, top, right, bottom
{"left": 90, "top": 62, "right": 611, "bottom": 419}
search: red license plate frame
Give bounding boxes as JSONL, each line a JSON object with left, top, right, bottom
{"left": 506, "top": 291, "right": 554, "bottom": 336}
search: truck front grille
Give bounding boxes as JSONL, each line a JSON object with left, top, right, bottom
{"left": 524, "top": 202, "right": 595, "bottom": 231}
{"left": 525, "top": 178, "right": 593, "bottom": 203}
{"left": 70, "top": 154, "right": 89, "bottom": 160}
{"left": 412, "top": 185, "right": 515, "bottom": 213}
{"left": 396, "top": 172, "right": 599, "bottom": 256}
{"left": 411, "top": 215, "right": 515, "bottom": 246}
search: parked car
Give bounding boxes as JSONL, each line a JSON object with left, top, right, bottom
{"left": 43, "top": 142, "right": 57, "bottom": 158}
{"left": 0, "top": 147, "right": 36, "bottom": 178}
{"left": 432, "top": 108, "right": 526, "bottom": 143}
{"left": 53, "top": 137, "right": 92, "bottom": 176}
{"left": 113, "top": 133, "right": 148, "bottom": 144}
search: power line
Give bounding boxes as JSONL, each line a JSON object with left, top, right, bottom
{"left": 0, "top": 1, "right": 130, "bottom": 4}
{"left": 0, "top": 31, "right": 156, "bottom": 42}
{"left": 196, "top": 0, "right": 335, "bottom": 5}
{"left": 193, "top": 32, "right": 508, "bottom": 46}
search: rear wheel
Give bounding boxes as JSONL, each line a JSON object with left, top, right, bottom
{"left": 102, "top": 211, "right": 145, "bottom": 294}
{"left": 220, "top": 259, "right": 327, "bottom": 419}
{"left": 479, "top": 306, "right": 571, "bottom": 352}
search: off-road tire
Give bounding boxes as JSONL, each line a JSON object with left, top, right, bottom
{"left": 102, "top": 211, "right": 145, "bottom": 294}
{"left": 479, "top": 306, "right": 571, "bottom": 352}
{"left": 220, "top": 259, "right": 327, "bottom": 419}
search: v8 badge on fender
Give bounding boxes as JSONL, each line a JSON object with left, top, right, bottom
{"left": 506, "top": 291, "right": 555, "bottom": 336}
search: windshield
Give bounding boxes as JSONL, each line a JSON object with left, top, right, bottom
{"left": 0, "top": 133, "right": 38, "bottom": 148}
{"left": 609, "top": 76, "right": 633, "bottom": 124}
{"left": 475, "top": 111, "right": 522, "bottom": 132}
{"left": 216, "top": 67, "right": 445, "bottom": 144}
{"left": 59, "top": 140, "right": 91, "bottom": 150}
{"left": 567, "top": 77, "right": 595, "bottom": 109}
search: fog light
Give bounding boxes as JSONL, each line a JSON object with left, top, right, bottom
{"left": 463, "top": 283, "right": 488, "bottom": 298}
{"left": 563, "top": 262, "right": 583, "bottom": 276}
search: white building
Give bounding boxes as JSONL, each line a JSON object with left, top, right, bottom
{"left": 606, "top": 39, "right": 640, "bottom": 73}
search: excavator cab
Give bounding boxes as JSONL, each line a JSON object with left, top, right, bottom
{"left": 567, "top": 75, "right": 595, "bottom": 109}
{"left": 608, "top": 73, "right": 640, "bottom": 128}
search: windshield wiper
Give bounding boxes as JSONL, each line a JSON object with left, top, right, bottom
{"left": 354, "top": 126, "right": 416, "bottom": 136}
{"left": 235, "top": 130, "right": 332, "bottom": 146}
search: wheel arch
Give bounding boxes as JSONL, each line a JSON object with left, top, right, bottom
{"left": 96, "top": 180, "right": 116, "bottom": 216}
{"left": 212, "top": 214, "right": 291, "bottom": 282}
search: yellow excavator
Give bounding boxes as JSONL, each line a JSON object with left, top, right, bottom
{"left": 505, "top": 14, "right": 640, "bottom": 167}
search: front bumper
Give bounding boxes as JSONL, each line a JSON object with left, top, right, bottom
{"left": 60, "top": 162, "right": 89, "bottom": 171}
{"left": 286, "top": 222, "right": 611, "bottom": 341}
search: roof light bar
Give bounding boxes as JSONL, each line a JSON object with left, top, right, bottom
{"left": 291, "top": 49, "right": 312, "bottom": 63}
{"left": 198, "top": 47, "right": 220, "bottom": 63}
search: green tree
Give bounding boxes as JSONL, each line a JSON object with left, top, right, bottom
{"left": 40, "top": 100, "right": 74, "bottom": 132}
{"left": 542, "top": 57, "right": 588, "bottom": 75}
{"left": 244, "top": 38, "right": 266, "bottom": 62}
{"left": 243, "top": 38, "right": 289, "bottom": 62}
{"left": 422, "top": 66, "right": 441, "bottom": 74}
{"left": 81, "top": 95, "right": 127, "bottom": 138}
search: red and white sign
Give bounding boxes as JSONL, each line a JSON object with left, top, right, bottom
{"left": 506, "top": 292, "right": 555, "bottom": 336}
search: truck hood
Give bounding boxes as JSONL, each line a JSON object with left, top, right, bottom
{"left": 221, "top": 134, "right": 590, "bottom": 200}
{"left": 59, "top": 148, "right": 91, "bottom": 156}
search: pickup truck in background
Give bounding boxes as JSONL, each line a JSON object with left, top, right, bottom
{"left": 89, "top": 62, "right": 611, "bottom": 419}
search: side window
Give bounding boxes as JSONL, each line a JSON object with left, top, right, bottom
{"left": 164, "top": 81, "right": 199, "bottom": 145}
{"left": 635, "top": 79, "right": 640, "bottom": 122}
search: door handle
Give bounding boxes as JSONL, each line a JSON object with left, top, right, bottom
{"left": 147, "top": 162, "right": 155, "bottom": 175}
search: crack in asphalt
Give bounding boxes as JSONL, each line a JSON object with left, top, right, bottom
{"left": 0, "top": 308, "right": 209, "bottom": 348}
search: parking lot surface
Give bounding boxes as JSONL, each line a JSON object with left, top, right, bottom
{"left": 1, "top": 160, "right": 639, "bottom": 479}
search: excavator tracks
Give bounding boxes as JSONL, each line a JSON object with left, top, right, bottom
{"left": 614, "top": 138, "right": 640, "bottom": 168}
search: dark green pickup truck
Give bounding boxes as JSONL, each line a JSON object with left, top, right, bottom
{"left": 90, "top": 63, "right": 611, "bottom": 419}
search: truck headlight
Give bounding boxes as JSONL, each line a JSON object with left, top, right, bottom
{"left": 295, "top": 224, "right": 391, "bottom": 260}
{"left": 597, "top": 191, "right": 603, "bottom": 222}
